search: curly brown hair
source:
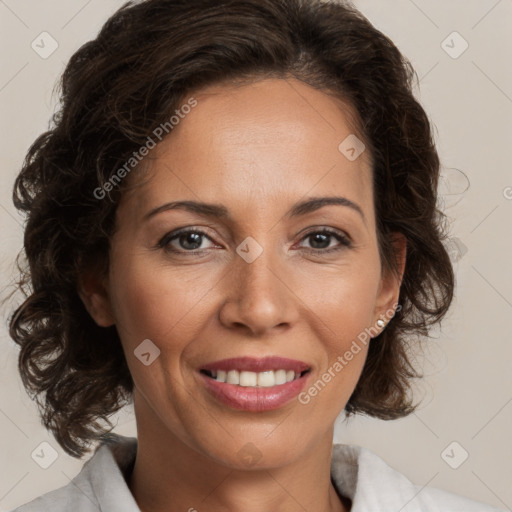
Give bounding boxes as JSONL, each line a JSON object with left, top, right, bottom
{"left": 8, "top": 0, "right": 454, "bottom": 458}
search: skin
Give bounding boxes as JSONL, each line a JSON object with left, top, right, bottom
{"left": 79, "top": 77, "right": 406, "bottom": 512}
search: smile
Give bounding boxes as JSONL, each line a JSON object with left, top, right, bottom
{"left": 198, "top": 356, "right": 312, "bottom": 411}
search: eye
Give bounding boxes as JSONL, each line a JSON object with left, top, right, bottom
{"left": 158, "top": 228, "right": 217, "bottom": 253}
{"left": 297, "top": 228, "right": 352, "bottom": 253}
{"left": 158, "top": 227, "right": 352, "bottom": 256}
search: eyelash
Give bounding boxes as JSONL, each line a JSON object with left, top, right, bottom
{"left": 157, "top": 227, "right": 352, "bottom": 255}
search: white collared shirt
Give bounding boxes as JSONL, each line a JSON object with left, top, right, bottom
{"left": 11, "top": 434, "right": 506, "bottom": 511}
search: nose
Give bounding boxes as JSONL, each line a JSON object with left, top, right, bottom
{"left": 218, "top": 245, "right": 299, "bottom": 337}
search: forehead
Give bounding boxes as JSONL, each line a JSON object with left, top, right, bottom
{"left": 120, "top": 78, "right": 373, "bottom": 226}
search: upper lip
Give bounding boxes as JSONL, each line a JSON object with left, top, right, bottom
{"left": 200, "top": 356, "right": 311, "bottom": 373}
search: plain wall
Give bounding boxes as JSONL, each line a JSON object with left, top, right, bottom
{"left": 0, "top": 0, "right": 511, "bottom": 510}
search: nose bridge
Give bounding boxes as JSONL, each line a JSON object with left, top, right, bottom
{"left": 237, "top": 238, "right": 281, "bottom": 296}
{"left": 219, "top": 234, "right": 297, "bottom": 334}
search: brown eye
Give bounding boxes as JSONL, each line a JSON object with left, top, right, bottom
{"left": 299, "top": 229, "right": 352, "bottom": 253}
{"left": 158, "top": 229, "right": 216, "bottom": 253}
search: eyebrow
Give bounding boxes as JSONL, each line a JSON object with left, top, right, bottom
{"left": 143, "top": 196, "right": 366, "bottom": 224}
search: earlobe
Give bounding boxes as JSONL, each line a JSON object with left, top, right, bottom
{"left": 77, "top": 271, "right": 115, "bottom": 327}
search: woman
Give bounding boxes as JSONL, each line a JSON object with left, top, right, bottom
{"left": 8, "top": 0, "right": 506, "bottom": 511}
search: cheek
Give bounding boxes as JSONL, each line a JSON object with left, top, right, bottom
{"left": 107, "top": 258, "right": 218, "bottom": 402}
{"left": 300, "top": 290, "right": 371, "bottom": 418}
{"left": 108, "top": 254, "right": 218, "bottom": 350}
{"left": 297, "top": 256, "right": 380, "bottom": 334}
{"left": 295, "top": 260, "right": 378, "bottom": 409}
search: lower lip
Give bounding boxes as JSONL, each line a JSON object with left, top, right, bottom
{"left": 199, "top": 371, "right": 310, "bottom": 412}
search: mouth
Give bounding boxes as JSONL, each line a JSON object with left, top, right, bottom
{"left": 199, "top": 356, "right": 311, "bottom": 387}
{"left": 198, "top": 356, "right": 312, "bottom": 411}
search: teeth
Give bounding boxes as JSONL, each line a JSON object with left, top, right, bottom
{"left": 274, "top": 369, "right": 287, "bottom": 385}
{"left": 258, "top": 371, "right": 276, "bottom": 387}
{"left": 240, "top": 371, "right": 257, "bottom": 386}
{"left": 209, "top": 369, "right": 304, "bottom": 386}
{"left": 226, "top": 370, "right": 239, "bottom": 384}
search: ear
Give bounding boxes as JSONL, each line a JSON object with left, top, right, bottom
{"left": 77, "top": 270, "right": 115, "bottom": 327}
{"left": 373, "top": 232, "right": 407, "bottom": 324}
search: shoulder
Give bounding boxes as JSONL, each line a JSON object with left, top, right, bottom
{"left": 331, "top": 443, "right": 506, "bottom": 511}
{"left": 9, "top": 458, "right": 99, "bottom": 512}
{"left": 418, "top": 485, "right": 507, "bottom": 511}
{"left": 10, "top": 434, "right": 138, "bottom": 512}
{"left": 9, "top": 485, "right": 97, "bottom": 512}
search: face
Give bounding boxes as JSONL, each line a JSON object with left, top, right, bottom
{"left": 82, "top": 77, "right": 404, "bottom": 469}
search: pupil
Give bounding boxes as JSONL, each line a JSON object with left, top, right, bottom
{"left": 181, "top": 233, "right": 202, "bottom": 250}
{"left": 310, "top": 233, "right": 329, "bottom": 249}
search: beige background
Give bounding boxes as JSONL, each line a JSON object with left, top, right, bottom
{"left": 1, "top": 0, "right": 511, "bottom": 510}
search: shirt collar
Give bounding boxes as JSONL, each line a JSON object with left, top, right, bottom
{"left": 331, "top": 443, "right": 424, "bottom": 512}
{"left": 82, "top": 434, "right": 140, "bottom": 512}
{"left": 82, "top": 434, "right": 425, "bottom": 512}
